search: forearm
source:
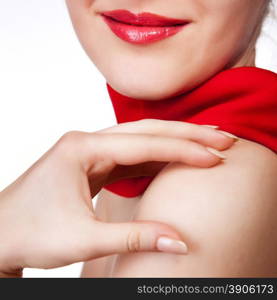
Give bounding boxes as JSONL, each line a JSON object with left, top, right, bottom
{"left": 0, "top": 193, "right": 22, "bottom": 278}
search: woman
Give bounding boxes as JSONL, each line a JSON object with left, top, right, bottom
{"left": 0, "top": 0, "right": 276, "bottom": 278}
{"left": 69, "top": 0, "right": 277, "bottom": 277}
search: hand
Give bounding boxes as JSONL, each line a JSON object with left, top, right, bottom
{"left": 97, "top": 120, "right": 237, "bottom": 185}
{"left": 0, "top": 119, "right": 237, "bottom": 277}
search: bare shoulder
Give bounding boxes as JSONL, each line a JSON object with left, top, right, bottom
{"left": 111, "top": 139, "right": 277, "bottom": 277}
{"left": 139, "top": 138, "right": 277, "bottom": 207}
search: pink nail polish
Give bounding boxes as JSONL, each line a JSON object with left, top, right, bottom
{"left": 156, "top": 237, "right": 188, "bottom": 255}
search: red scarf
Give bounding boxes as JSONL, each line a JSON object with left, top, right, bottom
{"left": 103, "top": 67, "right": 277, "bottom": 197}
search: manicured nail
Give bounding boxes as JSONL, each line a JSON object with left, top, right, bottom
{"left": 217, "top": 130, "right": 239, "bottom": 141}
{"left": 206, "top": 147, "right": 227, "bottom": 159}
{"left": 202, "top": 125, "right": 219, "bottom": 129}
{"left": 156, "top": 237, "right": 188, "bottom": 255}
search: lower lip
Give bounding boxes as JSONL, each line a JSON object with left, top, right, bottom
{"left": 102, "top": 16, "right": 187, "bottom": 45}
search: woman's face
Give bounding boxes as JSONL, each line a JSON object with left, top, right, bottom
{"left": 66, "top": 0, "right": 265, "bottom": 100}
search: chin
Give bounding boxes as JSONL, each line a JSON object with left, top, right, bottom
{"left": 106, "top": 73, "right": 194, "bottom": 101}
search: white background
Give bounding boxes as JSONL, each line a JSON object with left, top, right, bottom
{"left": 0, "top": 0, "right": 276, "bottom": 277}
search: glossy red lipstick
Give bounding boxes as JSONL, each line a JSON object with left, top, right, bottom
{"left": 101, "top": 9, "right": 189, "bottom": 44}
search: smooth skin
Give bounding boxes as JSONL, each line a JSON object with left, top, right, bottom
{"left": 83, "top": 139, "right": 277, "bottom": 277}
{"left": 66, "top": 0, "right": 267, "bottom": 100}
{"left": 0, "top": 0, "right": 275, "bottom": 278}
{"left": 0, "top": 120, "right": 235, "bottom": 277}
{"left": 68, "top": 0, "right": 277, "bottom": 277}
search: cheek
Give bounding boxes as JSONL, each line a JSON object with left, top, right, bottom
{"left": 66, "top": 0, "right": 94, "bottom": 9}
{"left": 194, "top": 12, "right": 253, "bottom": 69}
{"left": 65, "top": 0, "right": 260, "bottom": 100}
{"left": 66, "top": 2, "right": 100, "bottom": 56}
{"left": 193, "top": 0, "right": 261, "bottom": 64}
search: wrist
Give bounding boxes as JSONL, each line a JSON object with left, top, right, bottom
{"left": 0, "top": 193, "right": 24, "bottom": 278}
{"left": 0, "top": 269, "right": 23, "bottom": 278}
{"left": 0, "top": 257, "right": 23, "bottom": 278}
{"left": 0, "top": 248, "right": 24, "bottom": 278}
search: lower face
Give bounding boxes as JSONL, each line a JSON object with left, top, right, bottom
{"left": 66, "top": 0, "right": 265, "bottom": 100}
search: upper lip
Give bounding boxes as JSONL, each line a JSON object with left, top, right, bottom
{"left": 101, "top": 9, "right": 190, "bottom": 27}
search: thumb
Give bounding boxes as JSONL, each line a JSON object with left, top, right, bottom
{"left": 88, "top": 220, "right": 189, "bottom": 258}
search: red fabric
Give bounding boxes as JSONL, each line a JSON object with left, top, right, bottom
{"left": 103, "top": 67, "right": 277, "bottom": 197}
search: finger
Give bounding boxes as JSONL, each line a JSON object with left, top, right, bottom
{"left": 83, "top": 133, "right": 226, "bottom": 173}
{"left": 95, "top": 119, "right": 237, "bottom": 150}
{"left": 85, "top": 220, "right": 188, "bottom": 259}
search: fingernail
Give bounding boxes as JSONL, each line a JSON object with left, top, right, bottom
{"left": 217, "top": 130, "right": 239, "bottom": 141}
{"left": 156, "top": 236, "right": 188, "bottom": 255}
{"left": 202, "top": 125, "right": 219, "bottom": 129}
{"left": 206, "top": 147, "right": 227, "bottom": 159}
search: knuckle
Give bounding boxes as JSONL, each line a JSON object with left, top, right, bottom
{"left": 55, "top": 131, "right": 88, "bottom": 155}
{"left": 60, "top": 130, "right": 84, "bottom": 143}
{"left": 127, "top": 230, "right": 141, "bottom": 253}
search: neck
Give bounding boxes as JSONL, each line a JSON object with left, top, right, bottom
{"left": 226, "top": 47, "right": 256, "bottom": 70}
{"left": 233, "top": 49, "right": 256, "bottom": 68}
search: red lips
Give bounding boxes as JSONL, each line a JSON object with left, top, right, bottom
{"left": 101, "top": 9, "right": 190, "bottom": 44}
